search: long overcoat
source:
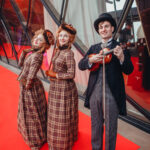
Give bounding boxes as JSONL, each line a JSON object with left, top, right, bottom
{"left": 78, "top": 40, "right": 134, "bottom": 116}
{"left": 17, "top": 51, "right": 47, "bottom": 149}
{"left": 47, "top": 48, "right": 78, "bottom": 150}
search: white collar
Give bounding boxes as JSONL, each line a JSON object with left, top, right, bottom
{"left": 101, "top": 37, "right": 113, "bottom": 44}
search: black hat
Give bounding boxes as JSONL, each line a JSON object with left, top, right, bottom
{"left": 125, "top": 20, "right": 133, "bottom": 27}
{"left": 94, "top": 13, "right": 117, "bottom": 34}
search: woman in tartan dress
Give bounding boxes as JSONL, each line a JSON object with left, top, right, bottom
{"left": 46, "top": 23, "right": 78, "bottom": 150}
{"left": 17, "top": 29, "right": 54, "bottom": 150}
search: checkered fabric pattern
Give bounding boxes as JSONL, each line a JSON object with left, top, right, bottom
{"left": 47, "top": 49, "right": 78, "bottom": 150}
{"left": 17, "top": 51, "right": 47, "bottom": 149}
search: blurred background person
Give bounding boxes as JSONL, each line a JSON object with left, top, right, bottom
{"left": 119, "top": 20, "right": 133, "bottom": 47}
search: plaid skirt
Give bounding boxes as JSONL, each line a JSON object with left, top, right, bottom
{"left": 17, "top": 78, "right": 47, "bottom": 150}
{"left": 47, "top": 79, "right": 78, "bottom": 150}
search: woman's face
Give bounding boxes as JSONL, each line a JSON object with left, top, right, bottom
{"left": 58, "top": 30, "right": 70, "bottom": 46}
{"left": 32, "top": 33, "right": 46, "bottom": 49}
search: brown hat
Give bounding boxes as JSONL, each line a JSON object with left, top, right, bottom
{"left": 125, "top": 20, "right": 133, "bottom": 27}
{"left": 60, "top": 23, "right": 76, "bottom": 35}
{"left": 43, "top": 29, "right": 55, "bottom": 45}
{"left": 56, "top": 23, "right": 77, "bottom": 47}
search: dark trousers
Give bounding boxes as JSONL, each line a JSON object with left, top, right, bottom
{"left": 90, "top": 69, "right": 119, "bottom": 150}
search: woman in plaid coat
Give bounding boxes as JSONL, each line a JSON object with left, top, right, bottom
{"left": 46, "top": 23, "right": 78, "bottom": 150}
{"left": 17, "top": 29, "right": 54, "bottom": 150}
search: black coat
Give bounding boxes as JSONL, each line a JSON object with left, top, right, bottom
{"left": 78, "top": 40, "right": 134, "bottom": 116}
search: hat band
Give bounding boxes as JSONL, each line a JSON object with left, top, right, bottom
{"left": 61, "top": 26, "right": 76, "bottom": 35}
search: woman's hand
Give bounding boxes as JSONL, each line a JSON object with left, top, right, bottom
{"left": 23, "top": 48, "right": 34, "bottom": 53}
{"left": 45, "top": 70, "right": 57, "bottom": 78}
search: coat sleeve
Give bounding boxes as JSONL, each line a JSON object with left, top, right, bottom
{"left": 26, "top": 54, "right": 43, "bottom": 87}
{"left": 78, "top": 46, "right": 93, "bottom": 71}
{"left": 121, "top": 49, "right": 134, "bottom": 75}
{"left": 18, "top": 51, "right": 27, "bottom": 67}
{"left": 57, "top": 51, "right": 75, "bottom": 79}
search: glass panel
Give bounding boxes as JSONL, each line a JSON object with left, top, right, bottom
{"left": 116, "top": 0, "right": 150, "bottom": 116}
{"left": 1, "top": 0, "right": 150, "bottom": 119}
{"left": 1, "top": 0, "right": 49, "bottom": 80}
{"left": 106, "top": 0, "right": 126, "bottom": 24}
{"left": 14, "top": 0, "right": 46, "bottom": 79}
{"left": 1, "top": 0, "right": 30, "bottom": 67}
{"left": 0, "top": 19, "right": 18, "bottom": 67}
{"left": 14, "top": 0, "right": 45, "bottom": 36}
{"left": 47, "top": 0, "right": 150, "bottom": 119}
{"left": 44, "top": 0, "right": 91, "bottom": 93}
{"left": 0, "top": 24, "right": 10, "bottom": 64}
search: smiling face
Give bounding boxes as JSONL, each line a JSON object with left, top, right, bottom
{"left": 58, "top": 30, "right": 70, "bottom": 46}
{"left": 98, "top": 21, "right": 114, "bottom": 41}
{"left": 32, "top": 33, "right": 46, "bottom": 49}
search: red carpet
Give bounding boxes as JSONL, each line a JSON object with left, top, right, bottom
{"left": 0, "top": 65, "right": 140, "bottom": 150}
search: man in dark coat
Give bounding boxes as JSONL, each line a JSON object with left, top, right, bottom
{"left": 119, "top": 20, "right": 133, "bottom": 45}
{"left": 78, "top": 13, "right": 134, "bottom": 150}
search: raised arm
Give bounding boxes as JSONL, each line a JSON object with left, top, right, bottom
{"left": 26, "top": 53, "right": 43, "bottom": 89}
{"left": 18, "top": 51, "right": 27, "bottom": 67}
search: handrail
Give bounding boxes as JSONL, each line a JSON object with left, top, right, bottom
{"left": 59, "top": 0, "right": 65, "bottom": 23}
{"left": 0, "top": 0, "right": 4, "bottom": 12}
{"left": 26, "top": 0, "right": 31, "bottom": 32}
{"left": 127, "top": 95, "right": 150, "bottom": 121}
{"left": 9, "top": 0, "right": 31, "bottom": 44}
{"left": 0, "top": 39, "right": 10, "bottom": 64}
{"left": 0, "top": 14, "right": 18, "bottom": 63}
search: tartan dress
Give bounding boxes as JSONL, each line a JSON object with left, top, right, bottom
{"left": 17, "top": 51, "right": 47, "bottom": 150}
{"left": 47, "top": 48, "right": 78, "bottom": 150}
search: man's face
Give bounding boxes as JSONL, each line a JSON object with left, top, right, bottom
{"left": 126, "top": 25, "right": 132, "bottom": 30}
{"left": 98, "top": 21, "right": 114, "bottom": 40}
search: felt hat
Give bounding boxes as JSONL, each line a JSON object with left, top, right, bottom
{"left": 60, "top": 23, "right": 76, "bottom": 35}
{"left": 94, "top": 13, "right": 117, "bottom": 33}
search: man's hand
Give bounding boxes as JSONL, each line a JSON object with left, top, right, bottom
{"left": 113, "top": 45, "right": 124, "bottom": 63}
{"left": 88, "top": 53, "right": 103, "bottom": 63}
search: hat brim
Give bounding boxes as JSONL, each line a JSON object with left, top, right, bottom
{"left": 94, "top": 16, "right": 117, "bottom": 34}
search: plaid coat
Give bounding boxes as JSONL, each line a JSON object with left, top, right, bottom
{"left": 47, "top": 49, "right": 78, "bottom": 150}
{"left": 17, "top": 51, "right": 47, "bottom": 150}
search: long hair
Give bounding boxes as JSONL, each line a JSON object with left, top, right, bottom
{"left": 32, "top": 29, "right": 54, "bottom": 53}
{"left": 56, "top": 23, "right": 76, "bottom": 48}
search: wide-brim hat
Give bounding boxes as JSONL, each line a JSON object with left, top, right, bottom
{"left": 94, "top": 13, "right": 117, "bottom": 34}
